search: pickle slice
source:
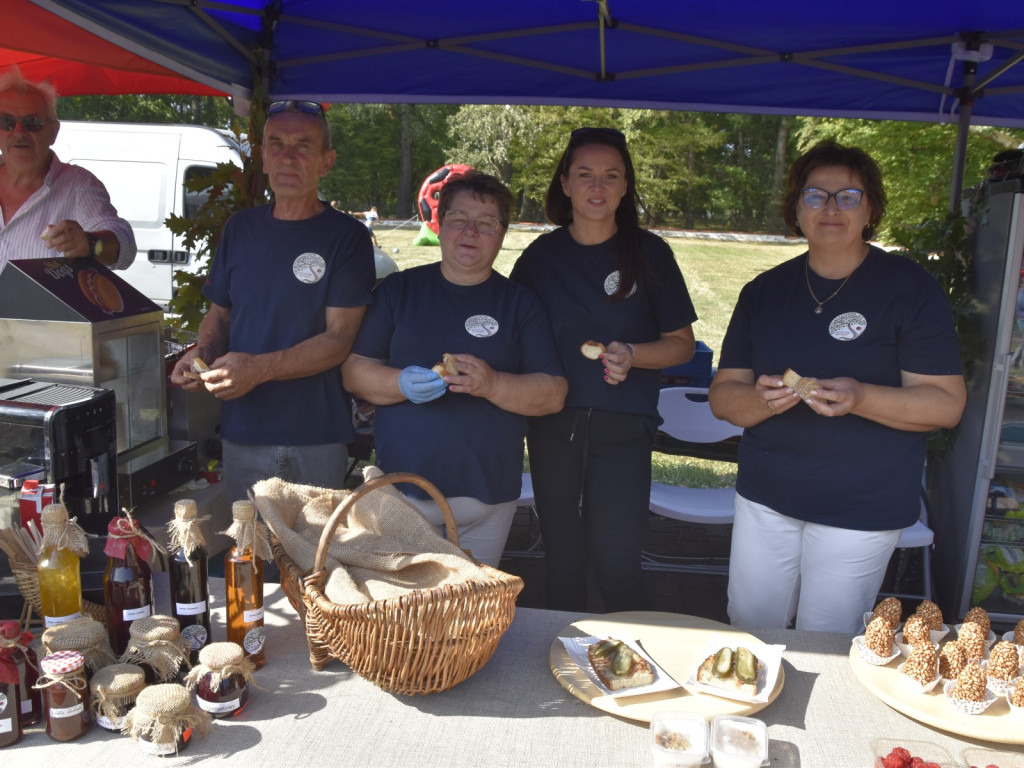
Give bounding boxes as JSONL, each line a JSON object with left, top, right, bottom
{"left": 735, "top": 647, "right": 758, "bottom": 684}
{"left": 591, "top": 639, "right": 618, "bottom": 659}
{"left": 611, "top": 643, "right": 634, "bottom": 676}
{"left": 713, "top": 647, "right": 734, "bottom": 678}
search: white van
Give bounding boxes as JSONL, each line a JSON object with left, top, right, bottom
{"left": 51, "top": 121, "right": 242, "bottom": 308}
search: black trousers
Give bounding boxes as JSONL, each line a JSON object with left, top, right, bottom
{"left": 527, "top": 407, "right": 654, "bottom": 612}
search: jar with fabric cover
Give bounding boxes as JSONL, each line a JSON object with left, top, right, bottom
{"left": 37, "top": 503, "right": 88, "bottom": 628}
{"left": 185, "top": 641, "right": 255, "bottom": 718}
{"left": 120, "top": 614, "right": 191, "bottom": 684}
{"left": 35, "top": 650, "right": 91, "bottom": 741}
{"left": 123, "top": 683, "right": 211, "bottom": 756}
{"left": 90, "top": 663, "right": 146, "bottom": 732}
{"left": 0, "top": 646, "right": 22, "bottom": 747}
{"left": 41, "top": 616, "right": 117, "bottom": 680}
{"left": 0, "top": 620, "right": 39, "bottom": 726}
{"left": 104, "top": 513, "right": 159, "bottom": 655}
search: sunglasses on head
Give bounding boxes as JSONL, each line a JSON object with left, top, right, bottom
{"left": 0, "top": 113, "right": 50, "bottom": 132}
{"left": 570, "top": 126, "right": 626, "bottom": 142}
{"left": 268, "top": 100, "right": 326, "bottom": 118}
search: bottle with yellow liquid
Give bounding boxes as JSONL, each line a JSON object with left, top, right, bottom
{"left": 222, "top": 500, "right": 271, "bottom": 669}
{"left": 37, "top": 503, "right": 87, "bottom": 628}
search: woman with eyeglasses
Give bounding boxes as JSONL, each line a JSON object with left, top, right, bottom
{"left": 708, "top": 140, "right": 966, "bottom": 634}
{"left": 342, "top": 171, "right": 567, "bottom": 567}
{"left": 510, "top": 128, "right": 697, "bottom": 612}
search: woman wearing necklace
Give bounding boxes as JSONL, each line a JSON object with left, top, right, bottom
{"left": 708, "top": 140, "right": 966, "bottom": 634}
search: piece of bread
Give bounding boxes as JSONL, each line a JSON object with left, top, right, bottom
{"left": 782, "top": 367, "right": 820, "bottom": 399}
{"left": 696, "top": 648, "right": 761, "bottom": 697}
{"left": 580, "top": 340, "right": 606, "bottom": 360}
{"left": 430, "top": 353, "right": 458, "bottom": 377}
{"left": 183, "top": 356, "right": 210, "bottom": 381}
{"left": 40, "top": 225, "right": 55, "bottom": 242}
{"left": 587, "top": 640, "right": 655, "bottom": 691}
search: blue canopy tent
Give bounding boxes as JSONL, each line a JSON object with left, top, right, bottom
{"left": 22, "top": 1, "right": 1024, "bottom": 207}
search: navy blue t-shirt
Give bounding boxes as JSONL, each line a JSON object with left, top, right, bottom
{"left": 352, "top": 264, "right": 564, "bottom": 503}
{"left": 510, "top": 227, "right": 697, "bottom": 426}
{"left": 718, "top": 247, "right": 963, "bottom": 530}
{"left": 203, "top": 203, "right": 375, "bottom": 445}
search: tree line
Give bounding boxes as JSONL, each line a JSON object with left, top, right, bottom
{"left": 60, "top": 95, "right": 1024, "bottom": 241}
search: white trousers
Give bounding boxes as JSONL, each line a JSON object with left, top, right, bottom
{"left": 727, "top": 494, "right": 902, "bottom": 634}
{"left": 401, "top": 494, "right": 517, "bottom": 569}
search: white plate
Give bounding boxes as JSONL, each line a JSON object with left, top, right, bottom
{"left": 684, "top": 633, "right": 784, "bottom": 704}
{"left": 560, "top": 635, "right": 682, "bottom": 699}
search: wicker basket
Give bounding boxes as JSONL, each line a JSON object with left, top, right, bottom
{"left": 270, "top": 471, "right": 524, "bottom": 695}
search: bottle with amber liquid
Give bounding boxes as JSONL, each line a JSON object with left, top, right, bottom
{"left": 167, "top": 500, "right": 211, "bottom": 663}
{"left": 103, "top": 515, "right": 155, "bottom": 655}
{"left": 223, "top": 500, "right": 271, "bottom": 669}
{"left": 37, "top": 504, "right": 88, "bottom": 628}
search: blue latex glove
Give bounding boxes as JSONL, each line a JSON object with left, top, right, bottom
{"left": 398, "top": 366, "right": 448, "bottom": 404}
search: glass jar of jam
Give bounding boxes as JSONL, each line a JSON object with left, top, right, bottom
{"left": 121, "top": 615, "right": 191, "bottom": 684}
{"left": 0, "top": 648, "right": 22, "bottom": 747}
{"left": 185, "top": 642, "right": 254, "bottom": 718}
{"left": 90, "top": 663, "right": 146, "bottom": 732}
{"left": 0, "top": 621, "right": 39, "bottom": 727}
{"left": 124, "top": 683, "right": 210, "bottom": 756}
{"left": 41, "top": 616, "right": 117, "bottom": 681}
{"left": 36, "top": 650, "right": 91, "bottom": 741}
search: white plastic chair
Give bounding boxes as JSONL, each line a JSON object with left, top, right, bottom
{"left": 644, "top": 388, "right": 743, "bottom": 574}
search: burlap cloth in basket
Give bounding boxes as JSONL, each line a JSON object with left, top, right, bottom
{"left": 252, "top": 467, "right": 490, "bottom": 605}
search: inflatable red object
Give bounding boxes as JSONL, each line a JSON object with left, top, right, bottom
{"left": 417, "top": 163, "right": 473, "bottom": 235}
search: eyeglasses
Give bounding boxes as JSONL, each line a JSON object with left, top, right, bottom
{"left": 0, "top": 113, "right": 50, "bottom": 132}
{"left": 570, "top": 126, "right": 626, "bottom": 142}
{"left": 442, "top": 210, "right": 502, "bottom": 235}
{"left": 801, "top": 187, "right": 864, "bottom": 211}
{"left": 268, "top": 100, "right": 326, "bottom": 119}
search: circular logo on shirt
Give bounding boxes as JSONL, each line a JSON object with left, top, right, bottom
{"left": 293, "top": 252, "right": 327, "bottom": 284}
{"left": 829, "top": 312, "right": 867, "bottom": 341}
{"left": 603, "top": 270, "right": 637, "bottom": 298}
{"left": 465, "top": 314, "right": 499, "bottom": 338}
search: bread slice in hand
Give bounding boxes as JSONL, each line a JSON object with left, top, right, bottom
{"left": 431, "top": 353, "right": 458, "bottom": 377}
{"left": 183, "top": 356, "right": 210, "bottom": 381}
{"left": 580, "top": 340, "right": 606, "bottom": 360}
{"left": 587, "top": 640, "right": 655, "bottom": 691}
{"left": 782, "top": 367, "right": 820, "bottom": 399}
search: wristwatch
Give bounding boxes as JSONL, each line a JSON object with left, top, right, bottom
{"left": 87, "top": 233, "right": 103, "bottom": 259}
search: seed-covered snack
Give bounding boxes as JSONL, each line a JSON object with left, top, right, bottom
{"left": 950, "top": 661, "right": 988, "bottom": 702}
{"left": 987, "top": 641, "right": 1020, "bottom": 681}
{"left": 963, "top": 606, "right": 991, "bottom": 639}
{"left": 902, "top": 615, "right": 931, "bottom": 647}
{"left": 1011, "top": 677, "right": 1024, "bottom": 708}
{"left": 871, "top": 597, "right": 902, "bottom": 629}
{"left": 865, "top": 616, "right": 895, "bottom": 657}
{"left": 939, "top": 640, "right": 968, "bottom": 680}
{"left": 903, "top": 643, "right": 939, "bottom": 686}
{"left": 914, "top": 599, "right": 944, "bottom": 632}
{"left": 1014, "top": 617, "right": 1024, "bottom": 646}
{"left": 958, "top": 621, "right": 987, "bottom": 661}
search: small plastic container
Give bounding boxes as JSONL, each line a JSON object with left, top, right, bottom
{"left": 870, "top": 738, "right": 956, "bottom": 768}
{"left": 710, "top": 714, "right": 767, "bottom": 768}
{"left": 961, "top": 746, "right": 1024, "bottom": 768}
{"left": 650, "top": 711, "right": 708, "bottom": 768}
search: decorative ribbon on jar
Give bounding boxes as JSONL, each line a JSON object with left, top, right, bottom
{"left": 105, "top": 509, "right": 166, "bottom": 562}
{"left": 38, "top": 503, "right": 89, "bottom": 558}
{"left": 0, "top": 620, "right": 37, "bottom": 670}
{"left": 167, "top": 500, "right": 210, "bottom": 565}
{"left": 91, "top": 663, "right": 146, "bottom": 726}
{"left": 225, "top": 498, "right": 273, "bottom": 573}
{"left": 33, "top": 665, "right": 89, "bottom": 701}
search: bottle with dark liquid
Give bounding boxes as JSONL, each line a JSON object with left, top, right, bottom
{"left": 103, "top": 515, "right": 154, "bottom": 655}
{"left": 167, "top": 500, "right": 211, "bottom": 663}
{"left": 0, "top": 648, "right": 22, "bottom": 747}
{"left": 223, "top": 500, "right": 270, "bottom": 669}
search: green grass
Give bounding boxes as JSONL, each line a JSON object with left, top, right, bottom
{"left": 374, "top": 226, "right": 804, "bottom": 487}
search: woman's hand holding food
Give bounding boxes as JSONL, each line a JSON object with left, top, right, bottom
{"left": 398, "top": 366, "right": 448, "bottom": 404}
{"left": 757, "top": 373, "right": 800, "bottom": 417}
{"left": 600, "top": 341, "right": 634, "bottom": 385}
{"left": 443, "top": 353, "right": 497, "bottom": 399}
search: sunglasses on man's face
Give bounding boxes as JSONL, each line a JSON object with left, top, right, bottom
{"left": 0, "top": 113, "right": 49, "bottom": 132}
{"left": 268, "top": 100, "right": 326, "bottom": 118}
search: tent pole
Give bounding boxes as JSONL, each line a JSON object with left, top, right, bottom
{"left": 948, "top": 59, "right": 978, "bottom": 215}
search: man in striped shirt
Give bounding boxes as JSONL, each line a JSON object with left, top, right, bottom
{"left": 0, "top": 67, "right": 135, "bottom": 272}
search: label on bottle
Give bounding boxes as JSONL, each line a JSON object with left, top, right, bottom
{"left": 198, "top": 697, "right": 240, "bottom": 714}
{"left": 243, "top": 626, "right": 266, "bottom": 655}
{"left": 44, "top": 611, "right": 82, "bottom": 628}
{"left": 96, "top": 712, "right": 123, "bottom": 731}
{"left": 50, "top": 702, "right": 85, "bottom": 718}
{"left": 243, "top": 606, "right": 264, "bottom": 623}
{"left": 181, "top": 624, "right": 209, "bottom": 651}
{"left": 0, "top": 716, "right": 11, "bottom": 734}
{"left": 123, "top": 604, "right": 152, "bottom": 621}
{"left": 176, "top": 600, "right": 207, "bottom": 616}
{"left": 21, "top": 699, "right": 31, "bottom": 714}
